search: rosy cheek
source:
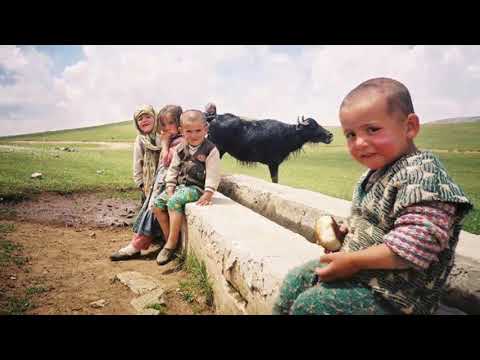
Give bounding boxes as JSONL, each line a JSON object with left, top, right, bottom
{"left": 370, "top": 135, "right": 394, "bottom": 150}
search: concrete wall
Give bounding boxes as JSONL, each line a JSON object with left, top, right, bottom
{"left": 183, "top": 192, "right": 321, "bottom": 314}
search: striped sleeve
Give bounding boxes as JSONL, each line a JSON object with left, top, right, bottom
{"left": 384, "top": 201, "right": 457, "bottom": 270}
{"left": 204, "top": 147, "right": 221, "bottom": 193}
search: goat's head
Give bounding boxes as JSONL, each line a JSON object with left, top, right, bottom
{"left": 296, "top": 115, "right": 333, "bottom": 144}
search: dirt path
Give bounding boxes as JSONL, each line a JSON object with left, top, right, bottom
{"left": 0, "top": 194, "right": 214, "bottom": 315}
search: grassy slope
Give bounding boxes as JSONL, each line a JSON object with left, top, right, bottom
{"left": 1, "top": 121, "right": 479, "bottom": 233}
{"left": 1, "top": 121, "right": 133, "bottom": 142}
{"left": 3, "top": 120, "right": 480, "bottom": 152}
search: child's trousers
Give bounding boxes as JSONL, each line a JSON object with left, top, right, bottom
{"left": 273, "top": 259, "right": 396, "bottom": 315}
{"left": 154, "top": 185, "right": 202, "bottom": 213}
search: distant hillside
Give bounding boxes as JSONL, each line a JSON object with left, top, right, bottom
{"left": 426, "top": 116, "right": 480, "bottom": 125}
{"left": 0, "top": 120, "right": 135, "bottom": 142}
{"left": 2, "top": 117, "right": 480, "bottom": 152}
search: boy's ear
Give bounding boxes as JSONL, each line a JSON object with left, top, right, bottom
{"left": 406, "top": 113, "right": 420, "bottom": 139}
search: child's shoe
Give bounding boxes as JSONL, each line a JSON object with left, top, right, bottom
{"left": 110, "top": 244, "right": 141, "bottom": 261}
{"left": 156, "top": 248, "right": 175, "bottom": 265}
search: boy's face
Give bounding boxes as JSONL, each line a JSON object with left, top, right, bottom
{"left": 340, "top": 94, "right": 418, "bottom": 170}
{"left": 161, "top": 114, "right": 179, "bottom": 137}
{"left": 137, "top": 114, "right": 155, "bottom": 134}
{"left": 180, "top": 120, "right": 208, "bottom": 146}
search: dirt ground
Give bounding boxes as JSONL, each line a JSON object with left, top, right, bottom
{"left": 0, "top": 193, "right": 214, "bottom": 315}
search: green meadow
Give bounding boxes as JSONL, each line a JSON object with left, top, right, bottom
{"left": 1, "top": 121, "right": 479, "bottom": 234}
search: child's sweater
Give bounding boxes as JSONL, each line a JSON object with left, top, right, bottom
{"left": 342, "top": 151, "right": 472, "bottom": 314}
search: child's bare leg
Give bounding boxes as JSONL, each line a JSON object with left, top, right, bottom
{"left": 164, "top": 210, "right": 184, "bottom": 250}
{"left": 131, "top": 233, "right": 153, "bottom": 250}
{"left": 156, "top": 186, "right": 200, "bottom": 265}
{"left": 153, "top": 207, "right": 170, "bottom": 241}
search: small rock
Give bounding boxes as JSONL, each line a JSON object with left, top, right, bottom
{"left": 140, "top": 309, "right": 161, "bottom": 315}
{"left": 130, "top": 288, "right": 166, "bottom": 313}
{"left": 96, "top": 170, "right": 105, "bottom": 175}
{"left": 10, "top": 275, "right": 16, "bottom": 280}
{"left": 31, "top": 172, "right": 43, "bottom": 179}
{"left": 89, "top": 299, "right": 108, "bottom": 308}
{"left": 89, "top": 232, "right": 96, "bottom": 238}
{"left": 115, "top": 272, "right": 161, "bottom": 295}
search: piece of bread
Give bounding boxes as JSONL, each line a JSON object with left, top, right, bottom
{"left": 313, "top": 216, "right": 342, "bottom": 251}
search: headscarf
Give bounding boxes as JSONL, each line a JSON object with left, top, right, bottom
{"left": 134, "top": 105, "right": 162, "bottom": 196}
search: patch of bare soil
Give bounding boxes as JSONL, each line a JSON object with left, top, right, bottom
{"left": 1, "top": 192, "right": 140, "bottom": 228}
{"left": 0, "top": 194, "right": 214, "bottom": 315}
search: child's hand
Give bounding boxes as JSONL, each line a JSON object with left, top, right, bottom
{"left": 196, "top": 192, "right": 213, "bottom": 206}
{"left": 159, "top": 130, "right": 170, "bottom": 142}
{"left": 161, "top": 151, "right": 169, "bottom": 165}
{"left": 315, "top": 252, "right": 360, "bottom": 282}
{"left": 166, "top": 187, "right": 175, "bottom": 198}
{"left": 336, "top": 222, "right": 349, "bottom": 240}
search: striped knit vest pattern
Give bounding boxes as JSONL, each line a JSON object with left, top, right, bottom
{"left": 341, "top": 151, "right": 472, "bottom": 314}
{"left": 176, "top": 139, "right": 216, "bottom": 191}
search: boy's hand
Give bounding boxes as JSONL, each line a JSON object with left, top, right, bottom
{"left": 166, "top": 186, "right": 175, "bottom": 197}
{"left": 161, "top": 151, "right": 169, "bottom": 165}
{"left": 336, "top": 222, "right": 349, "bottom": 240}
{"left": 315, "top": 252, "right": 360, "bottom": 282}
{"left": 196, "top": 191, "right": 213, "bottom": 206}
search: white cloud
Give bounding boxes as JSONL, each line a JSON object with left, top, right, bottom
{"left": 1, "top": 45, "right": 480, "bottom": 136}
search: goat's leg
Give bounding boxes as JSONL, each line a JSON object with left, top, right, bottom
{"left": 268, "top": 163, "right": 279, "bottom": 183}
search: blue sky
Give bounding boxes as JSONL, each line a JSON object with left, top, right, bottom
{"left": 1, "top": 45, "right": 480, "bottom": 136}
{"left": 28, "top": 45, "right": 85, "bottom": 75}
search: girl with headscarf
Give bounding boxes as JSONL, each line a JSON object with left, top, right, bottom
{"left": 110, "top": 104, "right": 184, "bottom": 261}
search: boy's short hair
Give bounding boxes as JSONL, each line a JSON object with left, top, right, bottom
{"left": 157, "top": 105, "right": 183, "bottom": 127}
{"left": 340, "top": 77, "right": 415, "bottom": 117}
{"left": 180, "top": 109, "right": 207, "bottom": 126}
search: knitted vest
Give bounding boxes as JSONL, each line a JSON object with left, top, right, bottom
{"left": 341, "top": 151, "right": 472, "bottom": 314}
{"left": 175, "top": 139, "right": 216, "bottom": 191}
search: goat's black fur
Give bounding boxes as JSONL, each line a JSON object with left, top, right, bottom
{"left": 207, "top": 113, "right": 333, "bottom": 183}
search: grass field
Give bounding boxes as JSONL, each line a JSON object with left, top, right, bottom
{"left": 4, "top": 121, "right": 480, "bottom": 151}
{"left": 1, "top": 121, "right": 479, "bottom": 234}
{"left": 1, "top": 120, "right": 133, "bottom": 142}
{"left": 0, "top": 143, "right": 135, "bottom": 201}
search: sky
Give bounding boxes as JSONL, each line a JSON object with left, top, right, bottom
{"left": 1, "top": 45, "right": 480, "bottom": 136}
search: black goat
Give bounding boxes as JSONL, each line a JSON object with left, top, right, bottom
{"left": 207, "top": 113, "right": 333, "bottom": 183}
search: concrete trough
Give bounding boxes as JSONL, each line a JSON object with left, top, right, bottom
{"left": 182, "top": 192, "right": 321, "bottom": 314}
{"left": 217, "top": 174, "right": 480, "bottom": 314}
